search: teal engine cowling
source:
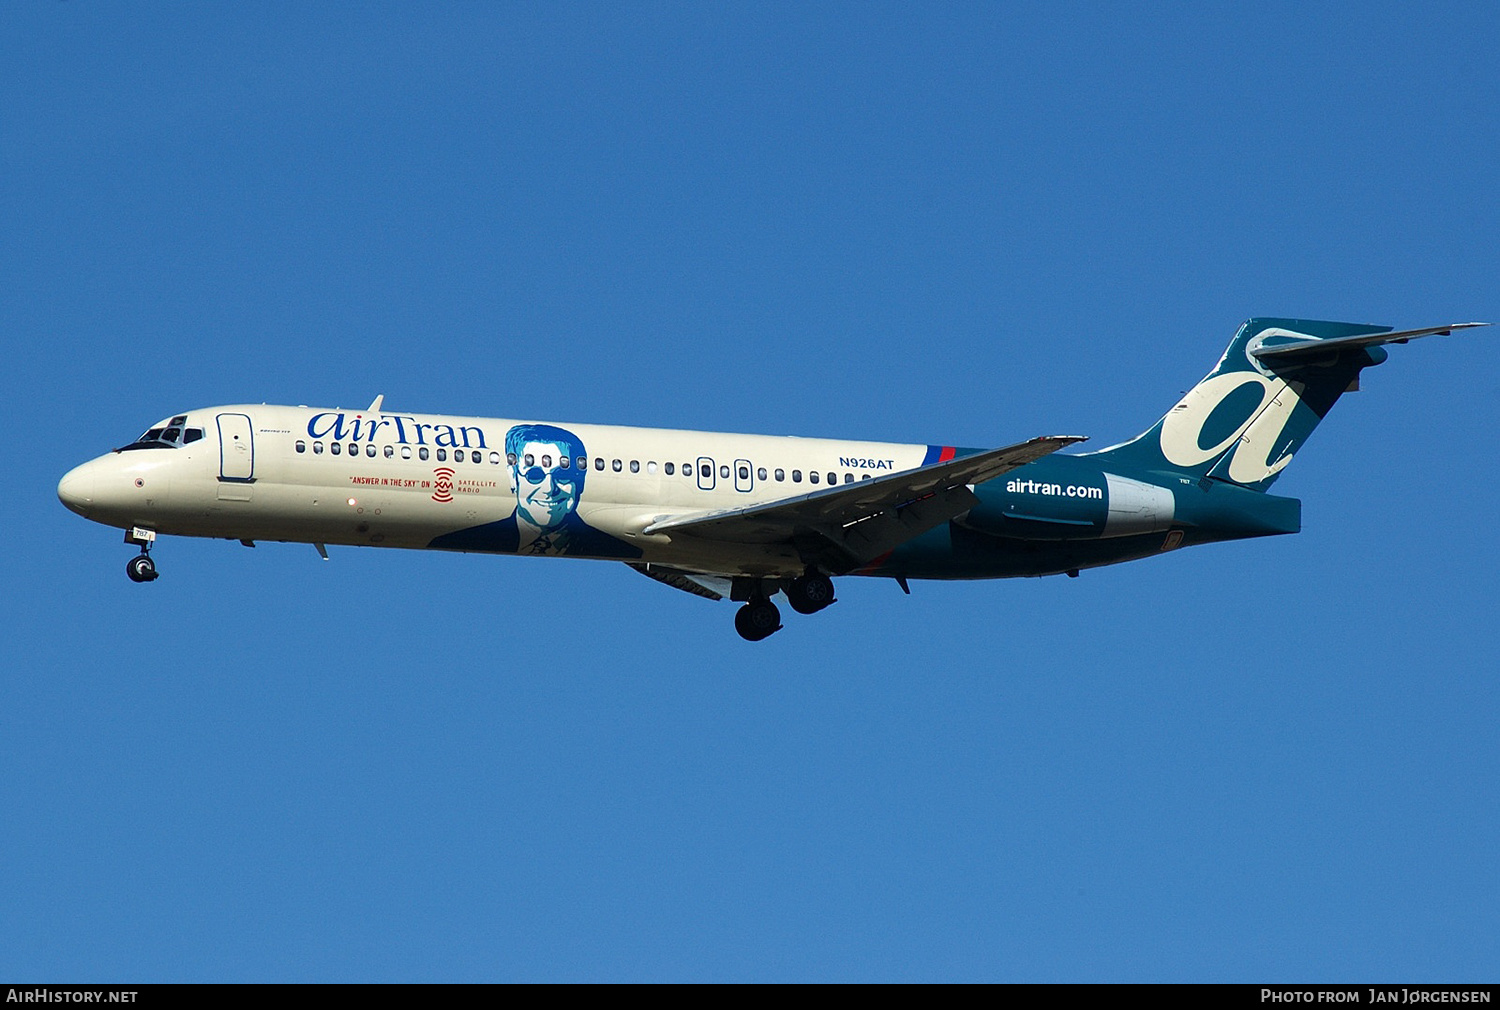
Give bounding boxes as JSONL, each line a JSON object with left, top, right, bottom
{"left": 959, "top": 454, "right": 1299, "bottom": 546}
{"left": 960, "top": 459, "right": 1175, "bottom": 541}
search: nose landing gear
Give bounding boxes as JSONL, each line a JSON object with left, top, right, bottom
{"left": 126, "top": 553, "right": 158, "bottom": 582}
{"left": 124, "top": 526, "right": 159, "bottom": 582}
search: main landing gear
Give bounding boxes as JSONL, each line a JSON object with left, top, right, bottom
{"left": 785, "top": 572, "right": 836, "bottom": 615}
{"left": 732, "top": 572, "right": 838, "bottom": 642}
{"left": 734, "top": 598, "right": 782, "bottom": 642}
{"left": 124, "top": 527, "right": 159, "bottom": 582}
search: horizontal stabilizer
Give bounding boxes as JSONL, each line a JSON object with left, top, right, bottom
{"left": 1251, "top": 322, "right": 1489, "bottom": 363}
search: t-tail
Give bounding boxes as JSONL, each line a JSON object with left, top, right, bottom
{"left": 1089, "top": 317, "right": 1489, "bottom": 491}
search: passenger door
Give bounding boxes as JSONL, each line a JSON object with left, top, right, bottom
{"left": 217, "top": 413, "right": 255, "bottom": 482}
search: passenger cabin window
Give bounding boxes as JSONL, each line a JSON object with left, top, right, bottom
{"left": 757, "top": 467, "right": 767, "bottom": 480}
{"left": 402, "top": 446, "right": 412, "bottom": 459}
{"left": 419, "top": 447, "right": 429, "bottom": 461}
{"left": 664, "top": 462, "right": 674, "bottom": 475}
{"left": 437, "top": 448, "right": 447, "bottom": 461}
{"left": 810, "top": 472, "right": 820, "bottom": 484}
{"left": 313, "top": 442, "right": 324, "bottom": 454}
{"left": 612, "top": 459, "right": 622, "bottom": 472}
{"left": 792, "top": 470, "right": 802, "bottom": 483}
{"left": 366, "top": 444, "right": 377, "bottom": 457}
{"left": 719, "top": 465, "right": 729, "bottom": 479}
{"left": 331, "top": 442, "right": 342, "bottom": 455}
{"left": 738, "top": 465, "right": 749, "bottom": 480}
{"left": 774, "top": 469, "right": 784, "bottom": 481}
{"left": 700, "top": 463, "right": 712, "bottom": 478}
{"left": 384, "top": 445, "right": 394, "bottom": 458}
{"left": 630, "top": 460, "right": 640, "bottom": 473}
{"left": 595, "top": 458, "right": 605, "bottom": 470}
{"left": 295, "top": 441, "right": 306, "bottom": 453}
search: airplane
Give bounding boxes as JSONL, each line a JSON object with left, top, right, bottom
{"left": 58, "top": 317, "right": 1486, "bottom": 640}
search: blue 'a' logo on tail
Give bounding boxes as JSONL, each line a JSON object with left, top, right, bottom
{"left": 1090, "top": 318, "right": 1393, "bottom": 491}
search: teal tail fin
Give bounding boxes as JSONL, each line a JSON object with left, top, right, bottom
{"left": 1090, "top": 318, "right": 1487, "bottom": 491}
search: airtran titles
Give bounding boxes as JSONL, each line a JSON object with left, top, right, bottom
{"left": 306, "top": 411, "right": 488, "bottom": 449}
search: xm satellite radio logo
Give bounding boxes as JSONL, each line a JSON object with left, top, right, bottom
{"left": 431, "top": 467, "right": 454, "bottom": 503}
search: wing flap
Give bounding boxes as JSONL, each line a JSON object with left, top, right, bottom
{"left": 627, "top": 563, "right": 728, "bottom": 601}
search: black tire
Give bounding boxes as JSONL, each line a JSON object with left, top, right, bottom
{"left": 734, "top": 600, "right": 782, "bottom": 641}
{"left": 126, "top": 554, "right": 158, "bottom": 583}
{"left": 786, "top": 573, "right": 836, "bottom": 614}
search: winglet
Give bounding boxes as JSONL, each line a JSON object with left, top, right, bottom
{"left": 367, "top": 394, "right": 384, "bottom": 413}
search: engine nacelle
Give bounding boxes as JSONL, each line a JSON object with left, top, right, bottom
{"left": 960, "top": 468, "right": 1175, "bottom": 541}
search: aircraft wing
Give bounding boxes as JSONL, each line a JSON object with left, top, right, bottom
{"left": 642, "top": 434, "right": 1086, "bottom": 572}
{"left": 1251, "top": 321, "right": 1490, "bottom": 363}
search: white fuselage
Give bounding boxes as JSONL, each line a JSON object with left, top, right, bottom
{"left": 58, "top": 404, "right": 941, "bottom": 578}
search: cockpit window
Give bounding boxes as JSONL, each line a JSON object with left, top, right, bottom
{"left": 118, "top": 417, "right": 197, "bottom": 451}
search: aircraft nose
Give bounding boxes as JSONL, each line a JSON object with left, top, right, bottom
{"left": 57, "top": 464, "right": 96, "bottom": 518}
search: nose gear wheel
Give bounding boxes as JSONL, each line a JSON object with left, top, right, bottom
{"left": 126, "top": 554, "right": 158, "bottom": 582}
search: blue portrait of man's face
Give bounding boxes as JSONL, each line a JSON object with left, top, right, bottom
{"left": 505, "top": 424, "right": 587, "bottom": 532}
{"left": 430, "top": 422, "right": 641, "bottom": 561}
{"left": 514, "top": 439, "right": 579, "bottom": 529}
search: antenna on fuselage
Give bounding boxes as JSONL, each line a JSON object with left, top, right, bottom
{"left": 367, "top": 394, "right": 384, "bottom": 413}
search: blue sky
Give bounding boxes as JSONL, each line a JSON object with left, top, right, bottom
{"left": 4, "top": 3, "right": 1497, "bottom": 982}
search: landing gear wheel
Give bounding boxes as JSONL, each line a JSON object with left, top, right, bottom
{"left": 126, "top": 554, "right": 158, "bottom": 583}
{"left": 734, "top": 599, "right": 782, "bottom": 642}
{"left": 786, "top": 573, "right": 836, "bottom": 615}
